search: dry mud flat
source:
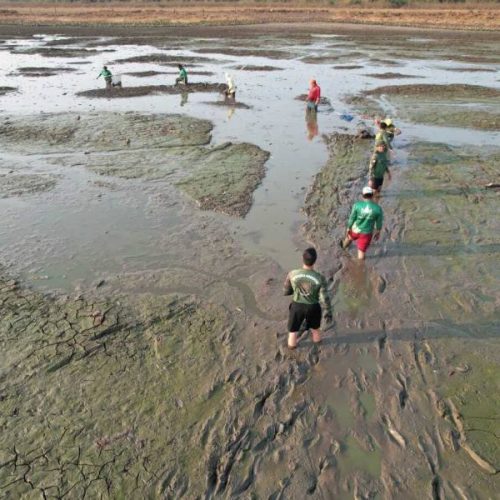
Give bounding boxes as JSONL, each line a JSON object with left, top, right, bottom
{"left": 348, "top": 84, "right": 500, "bottom": 131}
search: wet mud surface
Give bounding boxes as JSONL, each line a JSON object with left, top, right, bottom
{"left": 10, "top": 46, "right": 113, "bottom": 58}
{"left": 114, "top": 53, "right": 219, "bottom": 66}
{"left": 77, "top": 83, "right": 226, "bottom": 99}
{"left": 230, "top": 64, "right": 284, "bottom": 72}
{"left": 350, "top": 84, "right": 500, "bottom": 130}
{"left": 124, "top": 70, "right": 215, "bottom": 78}
{"left": 0, "top": 25, "right": 499, "bottom": 499}
{"left": 203, "top": 100, "right": 251, "bottom": 109}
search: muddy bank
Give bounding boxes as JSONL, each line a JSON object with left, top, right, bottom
{"left": 203, "top": 100, "right": 251, "bottom": 109}
{"left": 366, "top": 72, "right": 421, "bottom": 79}
{"left": 11, "top": 46, "right": 112, "bottom": 58}
{"left": 77, "top": 83, "right": 226, "bottom": 99}
{"left": 0, "top": 86, "right": 16, "bottom": 96}
{"left": 440, "top": 66, "right": 496, "bottom": 73}
{"left": 114, "top": 53, "right": 217, "bottom": 65}
{"left": 303, "top": 133, "right": 370, "bottom": 246}
{"left": 230, "top": 64, "right": 283, "bottom": 72}
{"left": 365, "top": 83, "right": 500, "bottom": 99}
{"left": 349, "top": 84, "right": 500, "bottom": 130}
{"left": 0, "top": 113, "right": 213, "bottom": 153}
{"left": 124, "top": 70, "right": 214, "bottom": 78}
{"left": 333, "top": 64, "right": 363, "bottom": 70}
{"left": 0, "top": 173, "right": 58, "bottom": 198}
{"left": 12, "top": 66, "right": 77, "bottom": 77}
{"left": 194, "top": 47, "right": 293, "bottom": 59}
{"left": 176, "top": 142, "right": 268, "bottom": 217}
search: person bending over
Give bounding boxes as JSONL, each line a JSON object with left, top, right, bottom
{"left": 175, "top": 64, "right": 188, "bottom": 85}
{"left": 283, "top": 247, "right": 332, "bottom": 349}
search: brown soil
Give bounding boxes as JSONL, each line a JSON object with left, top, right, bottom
{"left": 366, "top": 72, "right": 421, "bottom": 79}
{"left": 77, "top": 83, "right": 226, "bottom": 98}
{"left": 0, "top": 4, "right": 498, "bottom": 31}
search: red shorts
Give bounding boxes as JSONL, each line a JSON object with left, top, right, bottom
{"left": 348, "top": 230, "right": 373, "bottom": 252}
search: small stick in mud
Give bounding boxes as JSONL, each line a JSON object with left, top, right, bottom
{"left": 283, "top": 247, "right": 333, "bottom": 349}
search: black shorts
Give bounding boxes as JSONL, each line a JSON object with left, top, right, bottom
{"left": 371, "top": 177, "right": 384, "bottom": 190}
{"left": 288, "top": 302, "right": 322, "bottom": 332}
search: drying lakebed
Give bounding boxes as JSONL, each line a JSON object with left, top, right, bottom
{"left": 0, "top": 24, "right": 498, "bottom": 498}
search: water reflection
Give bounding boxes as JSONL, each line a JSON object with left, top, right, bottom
{"left": 305, "top": 108, "right": 319, "bottom": 141}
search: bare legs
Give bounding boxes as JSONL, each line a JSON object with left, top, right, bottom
{"left": 288, "top": 329, "right": 321, "bottom": 349}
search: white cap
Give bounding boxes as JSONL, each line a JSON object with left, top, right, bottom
{"left": 362, "top": 186, "right": 374, "bottom": 195}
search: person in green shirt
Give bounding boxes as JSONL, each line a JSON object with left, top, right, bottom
{"left": 97, "top": 66, "right": 112, "bottom": 89}
{"left": 341, "top": 186, "right": 384, "bottom": 260}
{"left": 382, "top": 118, "right": 400, "bottom": 148}
{"left": 374, "top": 121, "right": 392, "bottom": 153}
{"left": 283, "top": 247, "right": 333, "bottom": 349}
{"left": 175, "top": 64, "right": 188, "bottom": 85}
{"left": 369, "top": 143, "right": 392, "bottom": 194}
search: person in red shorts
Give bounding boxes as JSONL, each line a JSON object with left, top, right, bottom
{"left": 341, "top": 186, "right": 384, "bottom": 260}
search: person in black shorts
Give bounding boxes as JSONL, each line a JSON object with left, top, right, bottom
{"left": 283, "top": 247, "right": 333, "bottom": 349}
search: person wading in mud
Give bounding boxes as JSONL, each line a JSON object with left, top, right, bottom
{"left": 224, "top": 73, "right": 236, "bottom": 100}
{"left": 283, "top": 247, "right": 333, "bottom": 349}
{"left": 97, "top": 65, "right": 112, "bottom": 89}
{"left": 382, "top": 118, "right": 400, "bottom": 148}
{"left": 369, "top": 143, "right": 391, "bottom": 195}
{"left": 341, "top": 186, "right": 384, "bottom": 260}
{"left": 306, "top": 79, "right": 321, "bottom": 112}
{"left": 175, "top": 64, "right": 188, "bottom": 85}
{"left": 374, "top": 120, "right": 392, "bottom": 154}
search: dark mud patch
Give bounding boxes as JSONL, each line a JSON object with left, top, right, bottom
{"left": 114, "top": 53, "right": 217, "bottom": 65}
{"left": 124, "top": 70, "right": 215, "bottom": 78}
{"left": 301, "top": 52, "right": 362, "bottom": 64}
{"left": 44, "top": 36, "right": 100, "bottom": 46}
{"left": 0, "top": 173, "right": 58, "bottom": 197}
{"left": 0, "top": 86, "right": 17, "bottom": 96}
{"left": 334, "top": 65, "right": 363, "bottom": 70}
{"left": 369, "top": 58, "right": 403, "bottom": 67}
{"left": 194, "top": 47, "right": 292, "bottom": 59}
{"left": 77, "top": 83, "right": 226, "bottom": 99}
{"left": 176, "top": 143, "right": 269, "bottom": 217}
{"left": 12, "top": 46, "right": 113, "bottom": 58}
{"left": 13, "top": 66, "right": 78, "bottom": 77}
{"left": 295, "top": 94, "right": 331, "bottom": 106}
{"left": 365, "top": 84, "right": 500, "bottom": 99}
{"left": 366, "top": 72, "right": 421, "bottom": 79}
{"left": 303, "top": 133, "right": 370, "bottom": 245}
{"left": 230, "top": 64, "right": 283, "bottom": 72}
{"left": 203, "top": 101, "right": 251, "bottom": 110}
{"left": 440, "top": 66, "right": 496, "bottom": 73}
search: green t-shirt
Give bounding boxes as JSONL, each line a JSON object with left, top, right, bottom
{"left": 348, "top": 200, "right": 383, "bottom": 234}
{"left": 99, "top": 69, "right": 112, "bottom": 79}
{"left": 179, "top": 68, "right": 187, "bottom": 79}
{"left": 283, "top": 268, "right": 332, "bottom": 314}
{"left": 369, "top": 151, "right": 389, "bottom": 179}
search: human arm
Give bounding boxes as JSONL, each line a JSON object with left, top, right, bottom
{"left": 315, "top": 87, "right": 321, "bottom": 106}
{"left": 283, "top": 273, "right": 293, "bottom": 296}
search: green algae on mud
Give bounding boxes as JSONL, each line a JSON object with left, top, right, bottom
{"left": 349, "top": 84, "right": 500, "bottom": 131}
{"left": 176, "top": 143, "right": 269, "bottom": 217}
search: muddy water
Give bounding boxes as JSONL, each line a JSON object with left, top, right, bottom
{"left": 0, "top": 27, "right": 499, "bottom": 498}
